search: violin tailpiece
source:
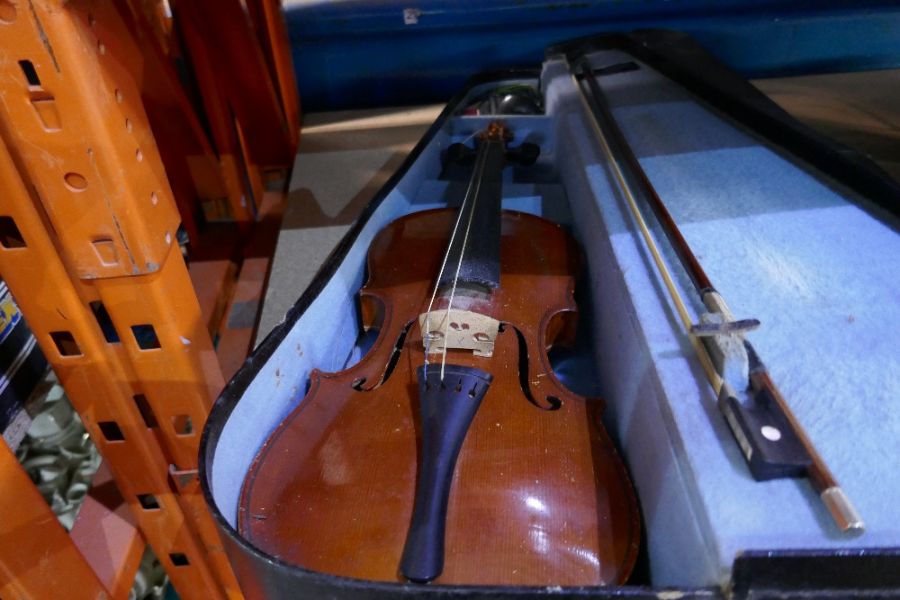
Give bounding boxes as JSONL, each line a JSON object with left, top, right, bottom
{"left": 400, "top": 364, "right": 493, "bottom": 583}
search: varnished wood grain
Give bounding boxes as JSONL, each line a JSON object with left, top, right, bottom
{"left": 239, "top": 209, "right": 640, "bottom": 585}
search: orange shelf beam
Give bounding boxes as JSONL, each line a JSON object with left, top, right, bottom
{"left": 0, "top": 439, "right": 109, "bottom": 599}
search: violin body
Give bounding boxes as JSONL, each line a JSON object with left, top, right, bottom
{"left": 239, "top": 208, "right": 640, "bottom": 585}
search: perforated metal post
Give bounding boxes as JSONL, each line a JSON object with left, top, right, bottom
{"left": 0, "top": 1, "right": 241, "bottom": 597}
{"left": 246, "top": 0, "right": 302, "bottom": 151}
{"left": 172, "top": 0, "right": 299, "bottom": 223}
{"left": 172, "top": 3, "right": 262, "bottom": 225}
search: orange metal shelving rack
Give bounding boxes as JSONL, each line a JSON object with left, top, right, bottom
{"left": 0, "top": 0, "right": 298, "bottom": 598}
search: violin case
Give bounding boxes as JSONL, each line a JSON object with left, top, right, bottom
{"left": 200, "top": 30, "right": 900, "bottom": 599}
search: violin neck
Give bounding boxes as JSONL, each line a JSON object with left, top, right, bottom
{"left": 437, "top": 137, "right": 507, "bottom": 291}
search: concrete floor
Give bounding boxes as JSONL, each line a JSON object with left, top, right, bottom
{"left": 755, "top": 69, "right": 900, "bottom": 182}
{"left": 257, "top": 70, "right": 900, "bottom": 343}
{"left": 256, "top": 106, "right": 442, "bottom": 341}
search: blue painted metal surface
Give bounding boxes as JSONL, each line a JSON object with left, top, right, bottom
{"left": 285, "top": 0, "right": 900, "bottom": 111}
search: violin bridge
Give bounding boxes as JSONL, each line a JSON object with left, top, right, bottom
{"left": 418, "top": 309, "right": 500, "bottom": 357}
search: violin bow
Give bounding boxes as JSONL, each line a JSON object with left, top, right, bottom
{"left": 570, "top": 58, "right": 863, "bottom": 533}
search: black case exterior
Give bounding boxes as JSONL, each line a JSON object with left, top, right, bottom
{"left": 199, "top": 30, "right": 900, "bottom": 599}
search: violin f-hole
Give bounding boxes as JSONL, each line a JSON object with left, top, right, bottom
{"left": 512, "top": 324, "right": 562, "bottom": 411}
{"left": 356, "top": 319, "right": 415, "bottom": 391}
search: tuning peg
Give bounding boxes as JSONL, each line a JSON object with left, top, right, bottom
{"left": 507, "top": 142, "right": 540, "bottom": 166}
{"left": 445, "top": 143, "right": 477, "bottom": 165}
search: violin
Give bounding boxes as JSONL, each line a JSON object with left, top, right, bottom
{"left": 238, "top": 121, "right": 640, "bottom": 586}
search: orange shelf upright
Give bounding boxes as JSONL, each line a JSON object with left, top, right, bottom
{"left": 0, "top": 1, "right": 242, "bottom": 598}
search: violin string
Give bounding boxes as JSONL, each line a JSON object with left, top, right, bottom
{"left": 422, "top": 141, "right": 488, "bottom": 368}
{"left": 459, "top": 129, "right": 479, "bottom": 146}
{"left": 440, "top": 138, "right": 490, "bottom": 380}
